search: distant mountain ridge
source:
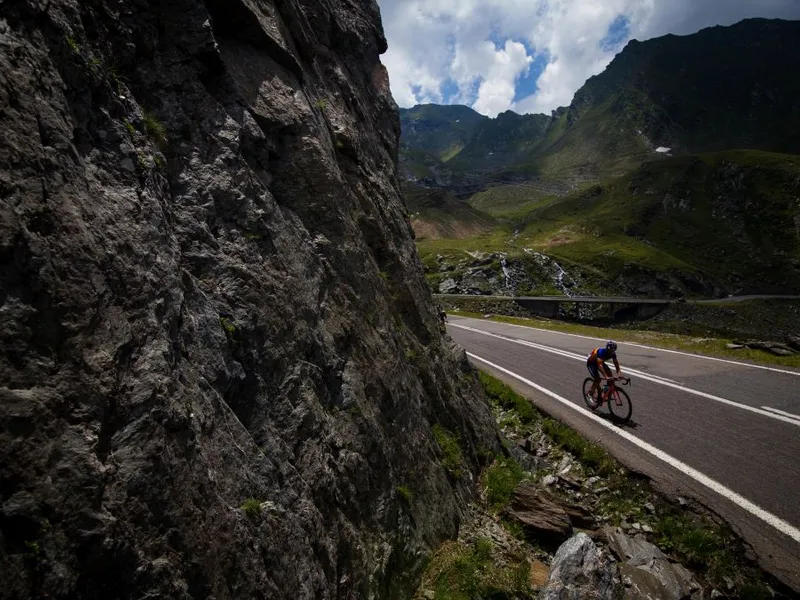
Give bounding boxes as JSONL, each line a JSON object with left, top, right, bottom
{"left": 400, "top": 18, "right": 800, "bottom": 190}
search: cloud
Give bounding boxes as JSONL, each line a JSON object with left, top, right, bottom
{"left": 376, "top": 0, "right": 800, "bottom": 116}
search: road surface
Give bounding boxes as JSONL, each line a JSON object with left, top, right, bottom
{"left": 447, "top": 316, "right": 800, "bottom": 592}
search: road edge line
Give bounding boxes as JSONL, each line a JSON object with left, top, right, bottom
{"left": 466, "top": 351, "right": 800, "bottom": 545}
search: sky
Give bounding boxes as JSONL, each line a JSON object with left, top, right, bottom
{"left": 376, "top": 0, "right": 800, "bottom": 117}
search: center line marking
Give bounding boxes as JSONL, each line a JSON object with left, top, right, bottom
{"left": 449, "top": 316, "right": 800, "bottom": 377}
{"left": 451, "top": 323, "right": 800, "bottom": 429}
{"left": 466, "top": 351, "right": 800, "bottom": 545}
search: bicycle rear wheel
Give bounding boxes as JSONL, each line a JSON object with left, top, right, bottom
{"left": 608, "top": 387, "right": 632, "bottom": 424}
{"left": 582, "top": 378, "right": 599, "bottom": 410}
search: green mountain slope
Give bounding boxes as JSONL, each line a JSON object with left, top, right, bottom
{"left": 401, "top": 19, "right": 800, "bottom": 297}
{"left": 400, "top": 104, "right": 487, "bottom": 162}
{"left": 404, "top": 184, "right": 496, "bottom": 240}
{"left": 416, "top": 151, "right": 800, "bottom": 297}
{"left": 521, "top": 150, "right": 800, "bottom": 295}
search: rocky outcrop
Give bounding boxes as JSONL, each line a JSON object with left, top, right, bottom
{"left": 538, "top": 533, "right": 621, "bottom": 600}
{"left": 0, "top": 1, "right": 502, "bottom": 598}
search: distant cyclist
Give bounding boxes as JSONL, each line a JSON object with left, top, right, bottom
{"left": 586, "top": 341, "right": 622, "bottom": 405}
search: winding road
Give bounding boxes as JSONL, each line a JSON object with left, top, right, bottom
{"left": 447, "top": 316, "right": 800, "bottom": 592}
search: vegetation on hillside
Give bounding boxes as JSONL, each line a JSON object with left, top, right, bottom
{"left": 400, "top": 20, "right": 800, "bottom": 298}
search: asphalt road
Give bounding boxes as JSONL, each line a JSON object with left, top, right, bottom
{"left": 447, "top": 316, "right": 800, "bottom": 592}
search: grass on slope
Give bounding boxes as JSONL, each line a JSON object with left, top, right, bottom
{"left": 517, "top": 150, "right": 800, "bottom": 290}
{"left": 467, "top": 184, "right": 562, "bottom": 219}
{"left": 404, "top": 185, "right": 497, "bottom": 240}
{"left": 449, "top": 311, "right": 800, "bottom": 369}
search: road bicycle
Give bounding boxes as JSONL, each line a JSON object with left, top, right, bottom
{"left": 582, "top": 376, "right": 632, "bottom": 424}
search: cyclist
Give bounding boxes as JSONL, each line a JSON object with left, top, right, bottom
{"left": 586, "top": 341, "right": 622, "bottom": 405}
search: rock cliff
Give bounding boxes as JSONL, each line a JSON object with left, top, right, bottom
{"left": 0, "top": 1, "right": 501, "bottom": 598}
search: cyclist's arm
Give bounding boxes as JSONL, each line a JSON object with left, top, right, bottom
{"left": 613, "top": 357, "right": 621, "bottom": 377}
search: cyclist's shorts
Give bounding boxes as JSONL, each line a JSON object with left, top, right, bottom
{"left": 586, "top": 361, "right": 600, "bottom": 379}
{"left": 586, "top": 360, "right": 610, "bottom": 379}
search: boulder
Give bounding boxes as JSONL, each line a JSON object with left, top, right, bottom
{"left": 538, "top": 533, "right": 621, "bottom": 599}
{"left": 504, "top": 482, "right": 596, "bottom": 547}
{"left": 606, "top": 527, "right": 700, "bottom": 600}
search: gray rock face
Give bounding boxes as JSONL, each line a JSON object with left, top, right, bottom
{"left": 606, "top": 527, "right": 699, "bottom": 600}
{"left": 0, "top": 1, "right": 502, "bottom": 598}
{"left": 539, "top": 533, "right": 621, "bottom": 600}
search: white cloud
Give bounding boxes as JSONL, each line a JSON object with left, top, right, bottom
{"left": 376, "top": 0, "right": 800, "bottom": 116}
{"left": 454, "top": 40, "right": 533, "bottom": 116}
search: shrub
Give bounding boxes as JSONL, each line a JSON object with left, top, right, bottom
{"left": 484, "top": 457, "right": 525, "bottom": 510}
{"left": 241, "top": 498, "right": 262, "bottom": 516}
{"left": 143, "top": 111, "right": 168, "bottom": 144}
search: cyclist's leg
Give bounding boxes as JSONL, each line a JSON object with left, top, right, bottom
{"left": 587, "top": 362, "right": 600, "bottom": 397}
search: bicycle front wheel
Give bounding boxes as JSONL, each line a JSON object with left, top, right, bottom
{"left": 608, "top": 387, "right": 632, "bottom": 423}
{"left": 582, "top": 378, "right": 599, "bottom": 410}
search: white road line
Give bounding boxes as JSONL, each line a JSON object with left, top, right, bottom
{"left": 467, "top": 351, "right": 800, "bottom": 545}
{"left": 451, "top": 323, "right": 800, "bottom": 429}
{"left": 761, "top": 406, "right": 800, "bottom": 423}
{"left": 450, "top": 316, "right": 800, "bottom": 377}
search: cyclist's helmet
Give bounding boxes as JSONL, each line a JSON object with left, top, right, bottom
{"left": 606, "top": 340, "right": 618, "bottom": 352}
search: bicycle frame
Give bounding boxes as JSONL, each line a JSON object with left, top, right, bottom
{"left": 600, "top": 377, "right": 630, "bottom": 405}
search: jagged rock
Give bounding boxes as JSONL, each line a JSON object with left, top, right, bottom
{"left": 787, "top": 335, "right": 800, "bottom": 352}
{"left": 606, "top": 527, "right": 700, "bottom": 600}
{"left": 538, "top": 533, "right": 621, "bottom": 600}
{"left": 504, "top": 482, "right": 596, "bottom": 547}
{"left": 505, "top": 483, "right": 573, "bottom": 544}
{"left": 725, "top": 343, "right": 744, "bottom": 349}
{"left": 0, "top": 0, "right": 503, "bottom": 597}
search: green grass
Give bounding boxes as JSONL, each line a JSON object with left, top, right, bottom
{"left": 396, "top": 486, "right": 413, "bottom": 503}
{"left": 241, "top": 498, "right": 262, "bottom": 516}
{"left": 432, "top": 424, "right": 464, "bottom": 477}
{"left": 484, "top": 457, "right": 526, "bottom": 510}
{"left": 655, "top": 513, "right": 733, "bottom": 578}
{"left": 143, "top": 111, "right": 168, "bottom": 145}
{"left": 467, "top": 184, "right": 560, "bottom": 219}
{"left": 219, "top": 317, "right": 236, "bottom": 336}
{"left": 65, "top": 36, "right": 80, "bottom": 54}
{"left": 451, "top": 311, "right": 800, "bottom": 369}
{"left": 479, "top": 372, "right": 538, "bottom": 426}
{"left": 419, "top": 539, "right": 531, "bottom": 600}
{"left": 541, "top": 418, "right": 616, "bottom": 476}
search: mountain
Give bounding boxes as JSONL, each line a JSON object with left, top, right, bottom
{"left": 401, "top": 18, "right": 800, "bottom": 297}
{"left": 403, "top": 19, "right": 800, "bottom": 189}
{"left": 0, "top": 0, "right": 502, "bottom": 598}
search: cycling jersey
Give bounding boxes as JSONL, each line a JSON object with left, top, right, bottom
{"left": 587, "top": 347, "right": 616, "bottom": 379}
{"left": 588, "top": 347, "right": 616, "bottom": 363}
